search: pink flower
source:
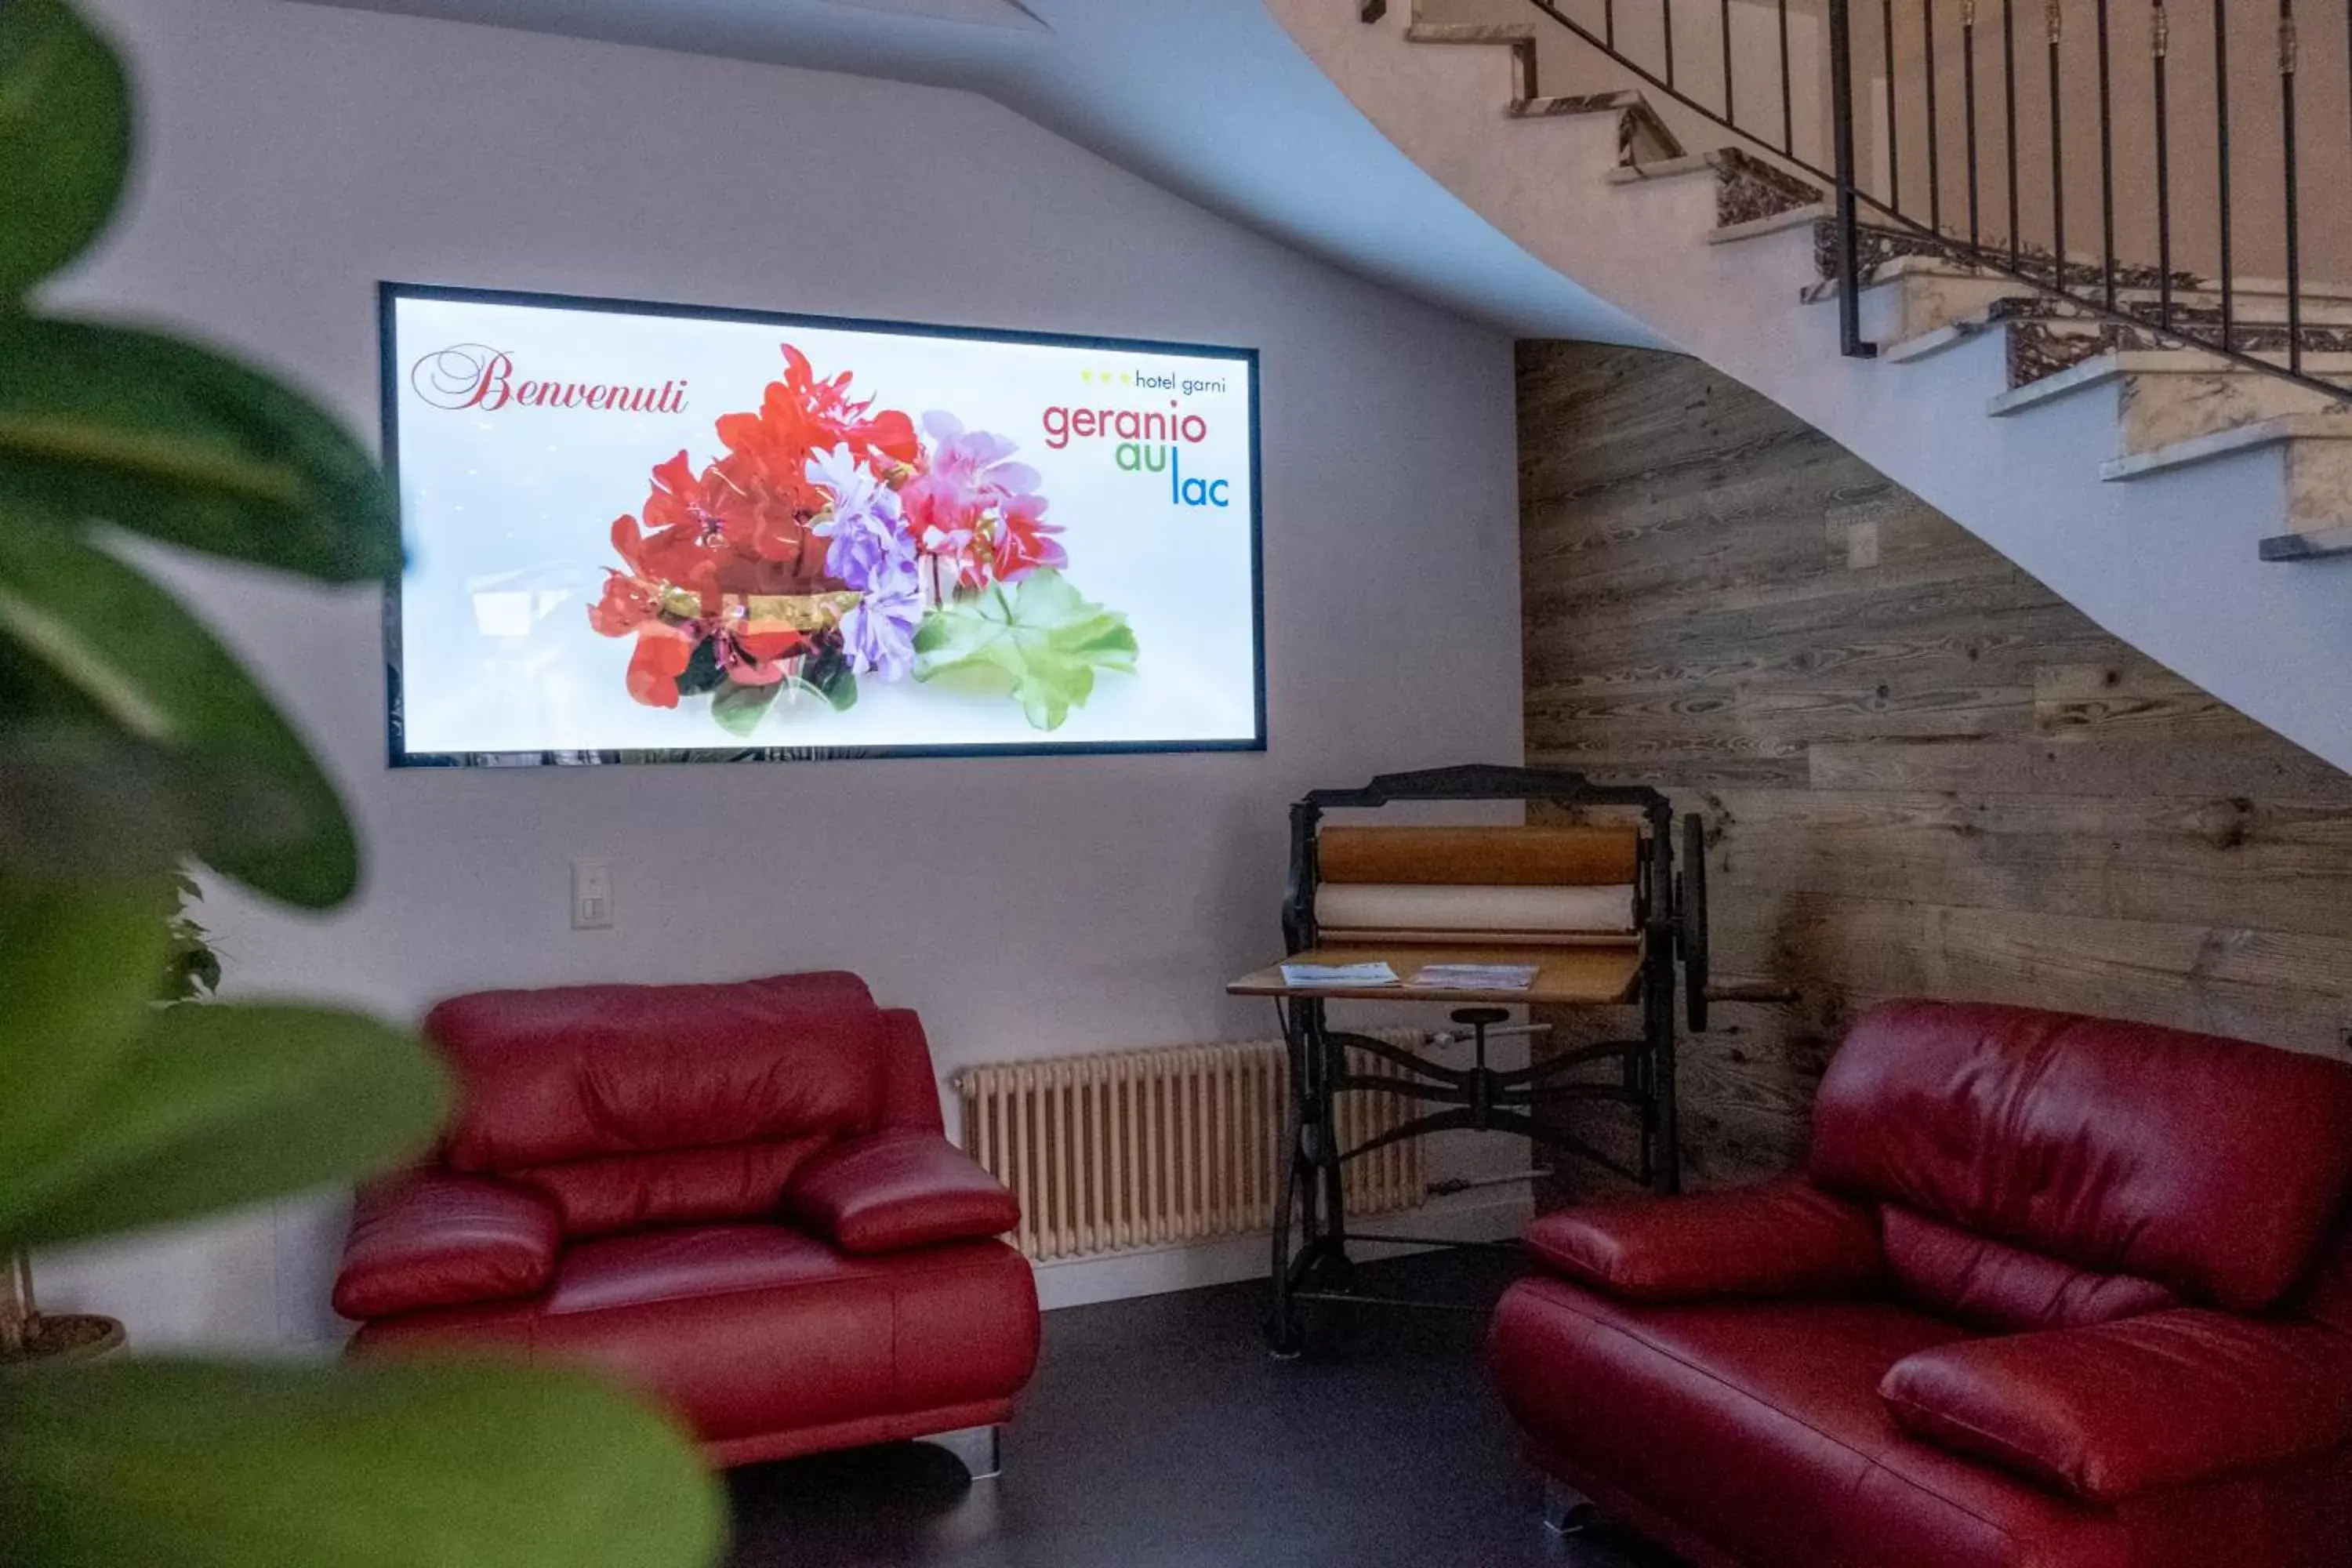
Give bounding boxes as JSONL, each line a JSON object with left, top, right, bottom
{"left": 900, "top": 412, "right": 1058, "bottom": 589}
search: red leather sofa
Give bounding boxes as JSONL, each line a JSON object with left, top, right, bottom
{"left": 332, "top": 971, "right": 1039, "bottom": 1471}
{"left": 1490, "top": 1000, "right": 2352, "bottom": 1568}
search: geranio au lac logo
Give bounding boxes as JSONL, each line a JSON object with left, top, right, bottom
{"left": 1040, "top": 366, "right": 1239, "bottom": 508}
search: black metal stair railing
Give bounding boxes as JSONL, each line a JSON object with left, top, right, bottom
{"left": 1380, "top": 0, "right": 2352, "bottom": 405}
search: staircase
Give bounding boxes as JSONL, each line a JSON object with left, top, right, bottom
{"left": 1271, "top": 0, "right": 2352, "bottom": 771}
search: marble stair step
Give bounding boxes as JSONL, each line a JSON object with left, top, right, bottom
{"left": 1607, "top": 147, "right": 1822, "bottom": 228}
{"left": 1869, "top": 295, "right": 2352, "bottom": 385}
{"left": 1406, "top": 14, "right": 1690, "bottom": 172}
{"left": 1807, "top": 247, "right": 2352, "bottom": 311}
{"left": 1402, "top": 20, "right": 1541, "bottom": 100}
{"left": 1812, "top": 270, "right": 2352, "bottom": 366}
{"left": 1987, "top": 350, "right": 2352, "bottom": 456}
{"left": 1803, "top": 224, "right": 2352, "bottom": 365}
{"left": 2258, "top": 524, "right": 2352, "bottom": 561}
{"left": 2100, "top": 408, "right": 2352, "bottom": 478}
{"left": 1513, "top": 89, "right": 1683, "bottom": 165}
{"left": 1709, "top": 202, "right": 1830, "bottom": 245}
{"left": 2100, "top": 413, "right": 2352, "bottom": 558}
{"left": 1813, "top": 219, "right": 2216, "bottom": 296}
{"left": 1843, "top": 275, "right": 2352, "bottom": 338}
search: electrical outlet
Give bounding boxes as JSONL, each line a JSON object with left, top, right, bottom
{"left": 571, "top": 858, "right": 613, "bottom": 930}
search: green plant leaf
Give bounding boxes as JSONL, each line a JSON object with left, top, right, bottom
{"left": 0, "top": 318, "right": 397, "bottom": 582}
{"left": 803, "top": 641, "right": 858, "bottom": 712}
{"left": 0, "top": 1358, "right": 726, "bottom": 1568}
{"left": 0, "top": 0, "right": 131, "bottom": 299}
{"left": 165, "top": 879, "right": 223, "bottom": 1002}
{"left": 0, "top": 519, "right": 359, "bottom": 906}
{"left": 0, "top": 869, "right": 171, "bottom": 1149}
{"left": 708, "top": 675, "right": 779, "bottom": 737}
{"left": 913, "top": 569, "right": 1138, "bottom": 731}
{"left": 0, "top": 1001, "right": 448, "bottom": 1250}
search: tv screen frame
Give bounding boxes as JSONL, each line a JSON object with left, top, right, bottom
{"left": 378, "top": 281, "right": 1266, "bottom": 768}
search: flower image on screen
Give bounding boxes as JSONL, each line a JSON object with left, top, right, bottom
{"left": 380, "top": 285, "right": 1263, "bottom": 764}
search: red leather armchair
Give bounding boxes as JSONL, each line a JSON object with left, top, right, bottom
{"left": 333, "top": 971, "right": 1039, "bottom": 1472}
{"left": 1490, "top": 1000, "right": 2352, "bottom": 1568}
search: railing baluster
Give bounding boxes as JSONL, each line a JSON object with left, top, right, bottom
{"left": 1927, "top": 0, "right": 1945, "bottom": 234}
{"left": 1965, "top": 0, "right": 1984, "bottom": 260}
{"left": 1497, "top": 0, "right": 2341, "bottom": 407}
{"left": 2280, "top": 1, "right": 2301, "bottom": 375}
{"left": 2003, "top": 0, "right": 2021, "bottom": 273}
{"left": 1722, "top": 0, "right": 1736, "bottom": 123}
{"left": 1831, "top": 0, "right": 1878, "bottom": 358}
{"left": 2212, "top": 0, "right": 2233, "bottom": 354}
{"left": 2047, "top": 2, "right": 2066, "bottom": 281}
{"left": 1885, "top": 0, "right": 1902, "bottom": 210}
{"left": 1780, "top": 0, "right": 1795, "bottom": 154}
{"left": 2153, "top": 1, "right": 2174, "bottom": 331}
{"left": 2098, "top": 0, "right": 2118, "bottom": 311}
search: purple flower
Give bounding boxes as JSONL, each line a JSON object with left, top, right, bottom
{"left": 807, "top": 445, "right": 913, "bottom": 593}
{"left": 838, "top": 563, "right": 921, "bottom": 681}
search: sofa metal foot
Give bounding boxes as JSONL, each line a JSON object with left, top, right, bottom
{"left": 930, "top": 1424, "right": 1002, "bottom": 1482}
{"left": 1542, "top": 1479, "right": 1597, "bottom": 1537}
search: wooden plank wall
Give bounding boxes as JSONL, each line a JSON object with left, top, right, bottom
{"left": 1519, "top": 339, "right": 2352, "bottom": 1197}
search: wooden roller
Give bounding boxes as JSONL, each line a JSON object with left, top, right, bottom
{"left": 1316, "top": 826, "right": 1639, "bottom": 887}
{"left": 1313, "top": 882, "right": 1637, "bottom": 942}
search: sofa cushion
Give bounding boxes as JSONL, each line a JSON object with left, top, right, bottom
{"left": 1810, "top": 1000, "right": 2352, "bottom": 1312}
{"left": 1523, "top": 1178, "right": 1882, "bottom": 1303}
{"left": 1497, "top": 1276, "right": 2352, "bottom": 1568}
{"left": 1882, "top": 1311, "right": 2352, "bottom": 1505}
{"left": 332, "top": 1171, "right": 561, "bottom": 1320}
{"left": 428, "top": 971, "right": 885, "bottom": 1174}
{"left": 518, "top": 1134, "right": 833, "bottom": 1238}
{"left": 355, "top": 1223, "right": 1040, "bottom": 1444}
{"left": 781, "top": 1130, "right": 1020, "bottom": 1254}
{"left": 2299, "top": 1229, "right": 2352, "bottom": 1337}
{"left": 1490, "top": 1276, "right": 2145, "bottom": 1568}
{"left": 876, "top": 1008, "right": 947, "bottom": 1135}
{"left": 1881, "top": 1204, "right": 2180, "bottom": 1333}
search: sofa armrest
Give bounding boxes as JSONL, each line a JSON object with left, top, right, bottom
{"left": 1521, "top": 1177, "right": 1882, "bottom": 1303}
{"left": 1881, "top": 1309, "right": 2352, "bottom": 1504}
{"left": 782, "top": 1130, "right": 1020, "bottom": 1254}
{"left": 332, "top": 1171, "right": 561, "bottom": 1320}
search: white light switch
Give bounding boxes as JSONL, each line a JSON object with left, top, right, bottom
{"left": 571, "top": 858, "right": 614, "bottom": 930}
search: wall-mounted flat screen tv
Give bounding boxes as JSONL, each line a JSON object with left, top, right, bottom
{"left": 380, "top": 283, "right": 1263, "bottom": 765}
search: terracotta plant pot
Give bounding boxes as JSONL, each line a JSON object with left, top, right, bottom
{"left": 0, "top": 1313, "right": 125, "bottom": 1368}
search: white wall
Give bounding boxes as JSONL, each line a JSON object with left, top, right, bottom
{"left": 33, "top": 0, "right": 1524, "bottom": 1347}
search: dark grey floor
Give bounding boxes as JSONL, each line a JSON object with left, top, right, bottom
{"left": 724, "top": 1250, "right": 1681, "bottom": 1568}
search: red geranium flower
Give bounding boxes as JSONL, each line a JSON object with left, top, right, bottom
{"left": 706, "top": 347, "right": 924, "bottom": 583}
{"left": 623, "top": 623, "right": 695, "bottom": 709}
{"left": 587, "top": 345, "right": 919, "bottom": 708}
{"left": 990, "top": 491, "right": 1068, "bottom": 581}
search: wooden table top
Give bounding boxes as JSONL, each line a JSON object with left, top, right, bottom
{"left": 1225, "top": 942, "right": 1643, "bottom": 1006}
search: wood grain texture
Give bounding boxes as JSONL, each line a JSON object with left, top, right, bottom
{"left": 1518, "top": 340, "right": 2352, "bottom": 1201}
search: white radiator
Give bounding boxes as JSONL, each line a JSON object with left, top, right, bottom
{"left": 952, "top": 1032, "right": 1431, "bottom": 1262}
